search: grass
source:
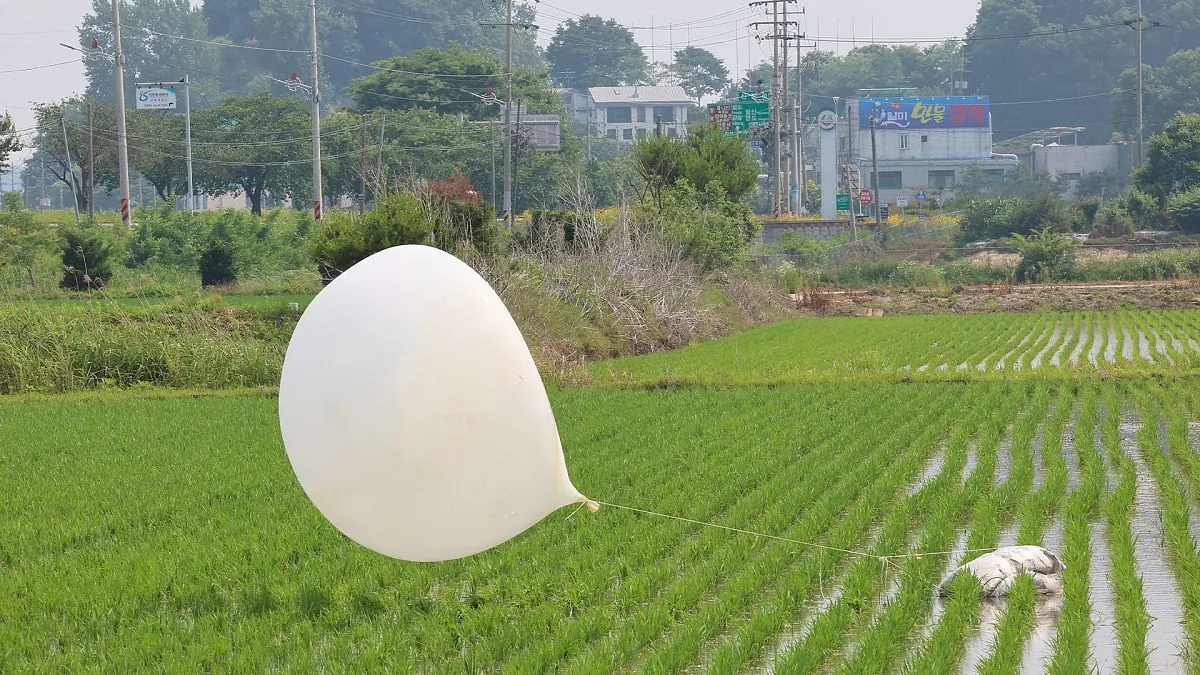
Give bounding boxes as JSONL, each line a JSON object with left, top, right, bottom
{"left": 6, "top": 310, "right": 1200, "bottom": 670}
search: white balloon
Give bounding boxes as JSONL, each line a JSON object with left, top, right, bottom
{"left": 278, "top": 244, "right": 586, "bottom": 562}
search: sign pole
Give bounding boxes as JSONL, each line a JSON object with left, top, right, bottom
{"left": 183, "top": 76, "right": 194, "bottom": 213}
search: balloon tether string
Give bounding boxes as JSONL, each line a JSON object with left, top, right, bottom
{"left": 579, "top": 498, "right": 996, "bottom": 562}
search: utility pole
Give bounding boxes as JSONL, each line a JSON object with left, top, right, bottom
{"left": 1125, "top": 1, "right": 1161, "bottom": 171}
{"left": 750, "top": 0, "right": 798, "bottom": 218}
{"left": 504, "top": 0, "right": 513, "bottom": 227}
{"left": 183, "top": 75, "right": 194, "bottom": 213}
{"left": 308, "top": 0, "right": 323, "bottom": 220}
{"left": 60, "top": 113, "right": 81, "bottom": 224}
{"left": 870, "top": 109, "right": 880, "bottom": 227}
{"left": 87, "top": 101, "right": 94, "bottom": 220}
{"left": 377, "top": 112, "right": 386, "bottom": 200}
{"left": 781, "top": 1, "right": 789, "bottom": 215}
{"left": 112, "top": 0, "right": 132, "bottom": 227}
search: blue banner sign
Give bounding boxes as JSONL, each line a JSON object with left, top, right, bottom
{"left": 858, "top": 96, "right": 990, "bottom": 129}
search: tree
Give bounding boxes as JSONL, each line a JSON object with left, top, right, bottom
{"left": 348, "top": 45, "right": 558, "bottom": 119}
{"left": 30, "top": 99, "right": 119, "bottom": 214}
{"left": 546, "top": 15, "right": 649, "bottom": 89}
{"left": 1137, "top": 112, "right": 1200, "bottom": 202}
{"left": 60, "top": 226, "right": 113, "bottom": 290}
{"left": 202, "top": 0, "right": 542, "bottom": 101}
{"left": 0, "top": 113, "right": 21, "bottom": 170}
{"left": 682, "top": 124, "right": 759, "bottom": 201}
{"left": 199, "top": 222, "right": 236, "bottom": 287}
{"left": 79, "top": 0, "right": 221, "bottom": 106}
{"left": 195, "top": 93, "right": 311, "bottom": 215}
{"left": 127, "top": 109, "right": 192, "bottom": 202}
{"left": 670, "top": 47, "right": 729, "bottom": 105}
{"left": 632, "top": 135, "right": 685, "bottom": 206}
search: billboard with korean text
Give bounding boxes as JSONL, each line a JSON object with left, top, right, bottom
{"left": 858, "top": 96, "right": 990, "bottom": 129}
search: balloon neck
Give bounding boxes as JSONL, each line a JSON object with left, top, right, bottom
{"left": 576, "top": 496, "right": 600, "bottom": 513}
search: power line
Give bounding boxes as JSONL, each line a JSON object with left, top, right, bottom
{"left": 0, "top": 60, "right": 79, "bottom": 75}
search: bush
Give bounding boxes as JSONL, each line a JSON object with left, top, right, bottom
{"left": 888, "top": 260, "right": 945, "bottom": 289}
{"left": 199, "top": 223, "right": 236, "bottom": 287}
{"left": 1168, "top": 186, "right": 1200, "bottom": 234}
{"left": 1013, "top": 227, "right": 1077, "bottom": 283}
{"left": 771, "top": 231, "right": 831, "bottom": 266}
{"left": 652, "top": 179, "right": 758, "bottom": 273}
{"left": 307, "top": 191, "right": 434, "bottom": 284}
{"left": 60, "top": 226, "right": 114, "bottom": 291}
{"left": 1094, "top": 203, "right": 1134, "bottom": 237}
{"left": 957, "top": 197, "right": 1023, "bottom": 243}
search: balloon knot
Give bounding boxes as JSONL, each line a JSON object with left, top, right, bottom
{"left": 581, "top": 498, "right": 600, "bottom": 513}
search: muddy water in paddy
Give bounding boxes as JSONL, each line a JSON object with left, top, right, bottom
{"left": 1105, "top": 324, "right": 1119, "bottom": 364}
{"left": 1088, "top": 519, "right": 1119, "bottom": 674}
{"left": 1019, "top": 518, "right": 1066, "bottom": 673}
{"left": 1120, "top": 417, "right": 1188, "bottom": 673}
{"left": 1030, "top": 323, "right": 1064, "bottom": 370}
{"left": 1088, "top": 321, "right": 1104, "bottom": 366}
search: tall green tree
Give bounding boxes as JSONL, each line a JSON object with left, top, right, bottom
{"left": 670, "top": 47, "right": 729, "bottom": 105}
{"left": 30, "top": 99, "right": 120, "bottom": 214}
{"left": 0, "top": 113, "right": 22, "bottom": 171}
{"left": 546, "top": 15, "right": 649, "bottom": 89}
{"left": 195, "top": 93, "right": 312, "bottom": 214}
{"left": 682, "top": 124, "right": 759, "bottom": 201}
{"left": 79, "top": 0, "right": 221, "bottom": 106}
{"left": 1136, "top": 112, "right": 1200, "bottom": 201}
{"left": 348, "top": 45, "right": 558, "bottom": 118}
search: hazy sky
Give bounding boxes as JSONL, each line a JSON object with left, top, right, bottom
{"left": 1, "top": 0, "right": 980, "bottom": 164}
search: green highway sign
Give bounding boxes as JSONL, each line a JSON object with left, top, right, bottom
{"left": 836, "top": 193, "right": 851, "bottom": 211}
{"left": 708, "top": 99, "right": 771, "bottom": 134}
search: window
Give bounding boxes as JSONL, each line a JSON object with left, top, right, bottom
{"left": 622, "top": 128, "right": 634, "bottom": 140}
{"left": 985, "top": 169, "right": 1005, "bottom": 186}
{"left": 928, "top": 170, "right": 956, "bottom": 188}
{"left": 653, "top": 106, "right": 677, "bottom": 123}
{"left": 636, "top": 128, "right": 648, "bottom": 138}
{"left": 900, "top": 134, "right": 910, "bottom": 151}
{"left": 637, "top": 107, "right": 646, "bottom": 123}
{"left": 606, "top": 128, "right": 617, "bottom": 139}
{"left": 607, "top": 106, "right": 632, "bottom": 123}
{"left": 921, "top": 135, "right": 929, "bottom": 143}
{"left": 872, "top": 171, "right": 903, "bottom": 190}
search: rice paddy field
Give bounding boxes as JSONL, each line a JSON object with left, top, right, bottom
{"left": 4, "top": 310, "right": 1200, "bottom": 672}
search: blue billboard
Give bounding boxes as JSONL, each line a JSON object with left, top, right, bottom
{"left": 858, "top": 96, "right": 990, "bottom": 129}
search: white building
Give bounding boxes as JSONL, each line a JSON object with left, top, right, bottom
{"left": 1031, "top": 142, "right": 1131, "bottom": 198}
{"left": 588, "top": 86, "right": 692, "bottom": 143}
{"left": 840, "top": 96, "right": 1018, "bottom": 206}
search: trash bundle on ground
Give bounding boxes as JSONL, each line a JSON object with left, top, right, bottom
{"left": 937, "top": 545, "right": 1065, "bottom": 597}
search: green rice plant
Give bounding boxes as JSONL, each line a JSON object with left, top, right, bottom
{"left": 1099, "top": 388, "right": 1152, "bottom": 672}
{"left": 975, "top": 573, "right": 1038, "bottom": 674}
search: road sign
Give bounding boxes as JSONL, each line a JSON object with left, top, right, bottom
{"left": 880, "top": 205, "right": 890, "bottom": 220}
{"left": 916, "top": 190, "right": 927, "bottom": 202}
{"left": 858, "top": 189, "right": 874, "bottom": 204}
{"left": 836, "top": 193, "right": 850, "bottom": 211}
{"left": 708, "top": 99, "right": 771, "bottom": 134}
{"left": 135, "top": 85, "right": 177, "bottom": 110}
{"left": 896, "top": 196, "right": 909, "bottom": 208}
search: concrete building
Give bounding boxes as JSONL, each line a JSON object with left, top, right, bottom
{"left": 839, "top": 96, "right": 1019, "bottom": 206}
{"left": 588, "top": 85, "right": 692, "bottom": 143}
{"left": 1030, "top": 142, "right": 1131, "bottom": 199}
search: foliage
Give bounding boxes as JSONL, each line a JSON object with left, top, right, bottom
{"left": 1013, "top": 227, "right": 1078, "bottom": 283}
{"left": 632, "top": 127, "right": 759, "bottom": 206}
{"left": 306, "top": 191, "right": 435, "bottom": 283}
{"left": 1167, "top": 186, "right": 1200, "bottom": 234}
{"left": 0, "top": 112, "right": 21, "bottom": 169}
{"left": 1074, "top": 170, "right": 1124, "bottom": 198}
{"left": 348, "top": 45, "right": 558, "bottom": 119}
{"left": 195, "top": 93, "right": 312, "bottom": 215}
{"left": 670, "top": 47, "right": 729, "bottom": 104}
{"left": 652, "top": 179, "right": 757, "bottom": 273}
{"left": 546, "top": 15, "right": 649, "bottom": 88}
{"left": 79, "top": 0, "right": 221, "bottom": 106}
{"left": 957, "top": 197, "right": 1024, "bottom": 243}
{"left": 770, "top": 231, "right": 831, "bottom": 266}
{"left": 631, "top": 135, "right": 686, "bottom": 206}
{"left": 683, "top": 125, "right": 760, "bottom": 202}
{"left": 0, "top": 200, "right": 57, "bottom": 286}
{"left": 1114, "top": 48, "right": 1200, "bottom": 138}
{"left": 1137, "top": 112, "right": 1200, "bottom": 202}
{"left": 199, "top": 223, "right": 236, "bottom": 287}
{"left": 60, "top": 225, "right": 114, "bottom": 290}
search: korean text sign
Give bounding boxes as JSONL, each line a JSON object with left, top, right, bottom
{"left": 858, "top": 97, "right": 990, "bottom": 130}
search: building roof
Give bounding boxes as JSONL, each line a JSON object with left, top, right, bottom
{"left": 588, "top": 85, "right": 691, "bottom": 105}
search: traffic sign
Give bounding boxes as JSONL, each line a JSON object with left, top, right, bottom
{"left": 880, "top": 205, "right": 890, "bottom": 220}
{"left": 836, "top": 193, "right": 850, "bottom": 211}
{"left": 708, "top": 99, "right": 771, "bottom": 134}
{"left": 916, "top": 190, "right": 927, "bottom": 202}
{"left": 896, "top": 196, "right": 909, "bottom": 208}
{"left": 858, "top": 189, "right": 874, "bottom": 204}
